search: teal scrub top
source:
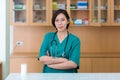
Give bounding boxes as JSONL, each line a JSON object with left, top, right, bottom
{"left": 38, "top": 32, "right": 81, "bottom": 73}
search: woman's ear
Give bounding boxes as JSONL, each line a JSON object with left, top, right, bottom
{"left": 67, "top": 19, "right": 70, "bottom": 24}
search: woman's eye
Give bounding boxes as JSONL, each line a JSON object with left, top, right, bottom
{"left": 55, "top": 18, "right": 65, "bottom": 22}
{"left": 61, "top": 19, "right": 65, "bottom": 21}
{"left": 55, "top": 19, "right": 59, "bottom": 22}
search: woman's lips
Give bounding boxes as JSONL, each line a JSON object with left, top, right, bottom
{"left": 58, "top": 27, "right": 63, "bottom": 29}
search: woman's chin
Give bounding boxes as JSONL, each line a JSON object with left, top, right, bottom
{"left": 58, "top": 29, "right": 63, "bottom": 31}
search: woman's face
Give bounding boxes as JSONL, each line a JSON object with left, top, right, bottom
{"left": 55, "top": 13, "right": 69, "bottom": 32}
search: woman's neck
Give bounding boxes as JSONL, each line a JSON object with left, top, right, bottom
{"left": 57, "top": 30, "right": 68, "bottom": 43}
{"left": 57, "top": 30, "right": 68, "bottom": 36}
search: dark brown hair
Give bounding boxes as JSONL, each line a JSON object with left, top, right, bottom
{"left": 52, "top": 9, "right": 70, "bottom": 29}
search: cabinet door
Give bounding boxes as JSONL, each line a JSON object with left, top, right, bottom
{"left": 92, "top": 58, "right": 120, "bottom": 72}
{"left": 10, "top": 57, "right": 43, "bottom": 73}
{"left": 30, "top": 0, "right": 50, "bottom": 26}
{"left": 90, "top": 0, "right": 100, "bottom": 26}
{"left": 70, "top": 0, "right": 90, "bottom": 27}
{"left": 100, "top": 0, "right": 111, "bottom": 26}
{"left": 49, "top": 0, "right": 68, "bottom": 26}
{"left": 10, "top": 0, "right": 29, "bottom": 26}
{"left": 78, "top": 58, "right": 92, "bottom": 72}
{"left": 111, "top": 0, "right": 120, "bottom": 26}
{"left": 0, "top": 62, "right": 2, "bottom": 80}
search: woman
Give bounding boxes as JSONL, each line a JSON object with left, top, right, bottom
{"left": 38, "top": 9, "right": 80, "bottom": 73}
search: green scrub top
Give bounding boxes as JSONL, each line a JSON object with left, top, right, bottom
{"left": 38, "top": 32, "right": 80, "bottom": 73}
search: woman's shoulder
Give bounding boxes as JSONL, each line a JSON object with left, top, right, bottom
{"left": 45, "top": 32, "right": 55, "bottom": 35}
{"left": 44, "top": 32, "right": 56, "bottom": 37}
{"left": 69, "top": 33, "right": 81, "bottom": 45}
{"left": 69, "top": 33, "right": 80, "bottom": 41}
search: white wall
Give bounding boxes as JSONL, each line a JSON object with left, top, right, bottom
{"left": 0, "top": 0, "right": 10, "bottom": 80}
{"left": 0, "top": 0, "right": 6, "bottom": 60}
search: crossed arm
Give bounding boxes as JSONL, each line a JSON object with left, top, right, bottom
{"left": 39, "top": 56, "right": 77, "bottom": 70}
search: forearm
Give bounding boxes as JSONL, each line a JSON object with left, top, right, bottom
{"left": 48, "top": 60, "right": 77, "bottom": 70}
{"left": 39, "top": 56, "right": 68, "bottom": 65}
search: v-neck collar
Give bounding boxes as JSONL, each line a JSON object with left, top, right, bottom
{"left": 55, "top": 33, "right": 68, "bottom": 45}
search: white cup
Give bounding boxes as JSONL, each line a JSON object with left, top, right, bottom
{"left": 21, "top": 64, "right": 27, "bottom": 77}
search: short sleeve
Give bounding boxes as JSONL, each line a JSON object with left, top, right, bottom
{"left": 38, "top": 32, "right": 50, "bottom": 58}
{"left": 69, "top": 38, "right": 80, "bottom": 69}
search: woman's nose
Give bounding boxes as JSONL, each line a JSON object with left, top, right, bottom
{"left": 58, "top": 20, "right": 62, "bottom": 24}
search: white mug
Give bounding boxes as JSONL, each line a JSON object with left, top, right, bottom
{"left": 21, "top": 64, "right": 27, "bottom": 77}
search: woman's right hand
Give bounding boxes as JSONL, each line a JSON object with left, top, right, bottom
{"left": 46, "top": 50, "right": 50, "bottom": 56}
{"left": 57, "top": 58, "right": 68, "bottom": 62}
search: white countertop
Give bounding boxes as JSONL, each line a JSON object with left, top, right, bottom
{"left": 5, "top": 73, "right": 120, "bottom": 80}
